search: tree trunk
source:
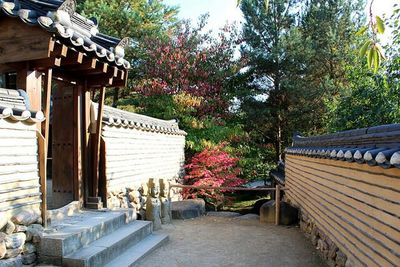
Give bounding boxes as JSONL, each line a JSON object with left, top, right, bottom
{"left": 112, "top": 88, "right": 119, "bottom": 107}
{"left": 277, "top": 116, "right": 282, "bottom": 161}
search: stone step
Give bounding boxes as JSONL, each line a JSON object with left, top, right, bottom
{"left": 40, "top": 209, "right": 136, "bottom": 263}
{"left": 62, "top": 220, "right": 153, "bottom": 267}
{"left": 47, "top": 201, "right": 81, "bottom": 224}
{"left": 104, "top": 233, "right": 169, "bottom": 267}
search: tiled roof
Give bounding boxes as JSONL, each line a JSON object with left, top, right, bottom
{"left": 91, "top": 103, "right": 187, "bottom": 136}
{"left": 270, "top": 161, "right": 285, "bottom": 185}
{"left": 0, "top": 0, "right": 130, "bottom": 69}
{"left": 0, "top": 88, "right": 45, "bottom": 123}
{"left": 286, "top": 124, "right": 400, "bottom": 169}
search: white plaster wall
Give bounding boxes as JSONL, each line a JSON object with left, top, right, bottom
{"left": 102, "top": 125, "right": 185, "bottom": 199}
{"left": 0, "top": 119, "right": 41, "bottom": 219}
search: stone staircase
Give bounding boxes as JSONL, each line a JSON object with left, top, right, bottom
{"left": 39, "top": 209, "right": 168, "bottom": 267}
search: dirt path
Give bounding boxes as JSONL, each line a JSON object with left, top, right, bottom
{"left": 138, "top": 213, "right": 327, "bottom": 267}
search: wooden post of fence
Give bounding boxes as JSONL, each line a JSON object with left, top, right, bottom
{"left": 275, "top": 185, "right": 280, "bottom": 225}
{"left": 168, "top": 181, "right": 172, "bottom": 199}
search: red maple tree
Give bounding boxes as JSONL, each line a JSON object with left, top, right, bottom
{"left": 132, "top": 17, "right": 241, "bottom": 117}
{"left": 183, "top": 144, "right": 245, "bottom": 209}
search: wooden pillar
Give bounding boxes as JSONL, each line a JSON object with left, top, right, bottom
{"left": 37, "top": 132, "right": 47, "bottom": 228}
{"left": 16, "top": 69, "right": 42, "bottom": 111}
{"left": 91, "top": 87, "right": 105, "bottom": 198}
{"left": 73, "top": 85, "right": 84, "bottom": 205}
{"left": 275, "top": 185, "right": 281, "bottom": 225}
{"left": 82, "top": 86, "right": 92, "bottom": 205}
{"left": 26, "top": 71, "right": 42, "bottom": 111}
{"left": 39, "top": 68, "right": 52, "bottom": 227}
{"left": 42, "top": 69, "right": 52, "bottom": 146}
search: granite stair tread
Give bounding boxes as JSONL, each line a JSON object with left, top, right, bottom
{"left": 104, "top": 233, "right": 169, "bottom": 267}
{"left": 39, "top": 209, "right": 168, "bottom": 267}
{"left": 63, "top": 220, "right": 152, "bottom": 267}
{"left": 40, "top": 209, "right": 136, "bottom": 260}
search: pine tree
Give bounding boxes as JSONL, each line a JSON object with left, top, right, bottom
{"left": 239, "top": 0, "right": 365, "bottom": 160}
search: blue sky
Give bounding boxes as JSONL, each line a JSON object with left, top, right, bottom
{"left": 163, "top": 0, "right": 243, "bottom": 32}
{"left": 163, "top": 0, "right": 397, "bottom": 37}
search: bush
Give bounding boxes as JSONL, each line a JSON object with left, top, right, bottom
{"left": 183, "top": 144, "right": 245, "bottom": 210}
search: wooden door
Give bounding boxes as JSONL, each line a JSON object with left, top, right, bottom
{"left": 51, "top": 84, "right": 84, "bottom": 208}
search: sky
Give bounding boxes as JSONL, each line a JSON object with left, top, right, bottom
{"left": 163, "top": 0, "right": 398, "bottom": 39}
{"left": 163, "top": 0, "right": 243, "bottom": 32}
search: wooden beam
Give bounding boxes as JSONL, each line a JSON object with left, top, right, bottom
{"left": 69, "top": 62, "right": 109, "bottom": 76}
{"left": 53, "top": 69, "right": 82, "bottom": 84}
{"left": 86, "top": 75, "right": 113, "bottom": 88}
{"left": 109, "top": 69, "right": 128, "bottom": 88}
{"left": 0, "top": 17, "right": 51, "bottom": 64}
{"left": 72, "top": 58, "right": 97, "bottom": 71}
{"left": 122, "top": 69, "right": 128, "bottom": 87}
{"left": 59, "top": 51, "right": 84, "bottom": 66}
{"left": 101, "top": 62, "right": 108, "bottom": 73}
{"left": 82, "top": 68, "right": 127, "bottom": 88}
{"left": 47, "top": 38, "right": 56, "bottom": 56}
{"left": 29, "top": 57, "right": 61, "bottom": 70}
{"left": 111, "top": 66, "right": 118, "bottom": 77}
{"left": 49, "top": 41, "right": 68, "bottom": 58}
{"left": 92, "top": 87, "right": 106, "bottom": 197}
{"left": 54, "top": 56, "right": 97, "bottom": 75}
{"left": 0, "top": 62, "right": 26, "bottom": 73}
{"left": 111, "top": 79, "right": 128, "bottom": 88}
{"left": 55, "top": 43, "right": 68, "bottom": 57}
{"left": 119, "top": 69, "right": 125, "bottom": 80}
{"left": 169, "top": 184, "right": 286, "bottom": 191}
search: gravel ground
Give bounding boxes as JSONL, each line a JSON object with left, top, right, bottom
{"left": 138, "top": 213, "right": 327, "bottom": 267}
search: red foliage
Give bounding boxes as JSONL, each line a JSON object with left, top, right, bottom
{"left": 132, "top": 19, "right": 240, "bottom": 117}
{"left": 182, "top": 144, "right": 245, "bottom": 208}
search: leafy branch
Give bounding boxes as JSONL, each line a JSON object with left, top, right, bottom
{"left": 357, "top": 0, "right": 386, "bottom": 72}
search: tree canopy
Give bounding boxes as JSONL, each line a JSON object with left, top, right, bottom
{"left": 78, "top": 0, "right": 400, "bottom": 184}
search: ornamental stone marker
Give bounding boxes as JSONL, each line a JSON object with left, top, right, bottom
{"left": 145, "top": 178, "right": 162, "bottom": 230}
{"left": 159, "top": 179, "right": 171, "bottom": 224}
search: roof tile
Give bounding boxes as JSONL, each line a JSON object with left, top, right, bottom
{"left": 287, "top": 124, "right": 400, "bottom": 169}
{"left": 1, "top": 0, "right": 130, "bottom": 69}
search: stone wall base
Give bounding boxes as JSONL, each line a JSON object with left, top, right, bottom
{"left": 0, "top": 210, "right": 43, "bottom": 266}
{"left": 107, "top": 179, "right": 182, "bottom": 218}
{"left": 299, "top": 211, "right": 354, "bottom": 267}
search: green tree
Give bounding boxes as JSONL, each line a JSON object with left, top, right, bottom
{"left": 325, "top": 64, "right": 398, "bottom": 131}
{"left": 78, "top": 0, "right": 179, "bottom": 105}
{"left": 325, "top": 3, "right": 400, "bottom": 131}
{"left": 239, "top": 0, "right": 302, "bottom": 161}
{"left": 238, "top": 0, "right": 365, "bottom": 161}
{"left": 78, "top": 0, "right": 178, "bottom": 39}
{"left": 386, "top": 4, "right": 400, "bottom": 105}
